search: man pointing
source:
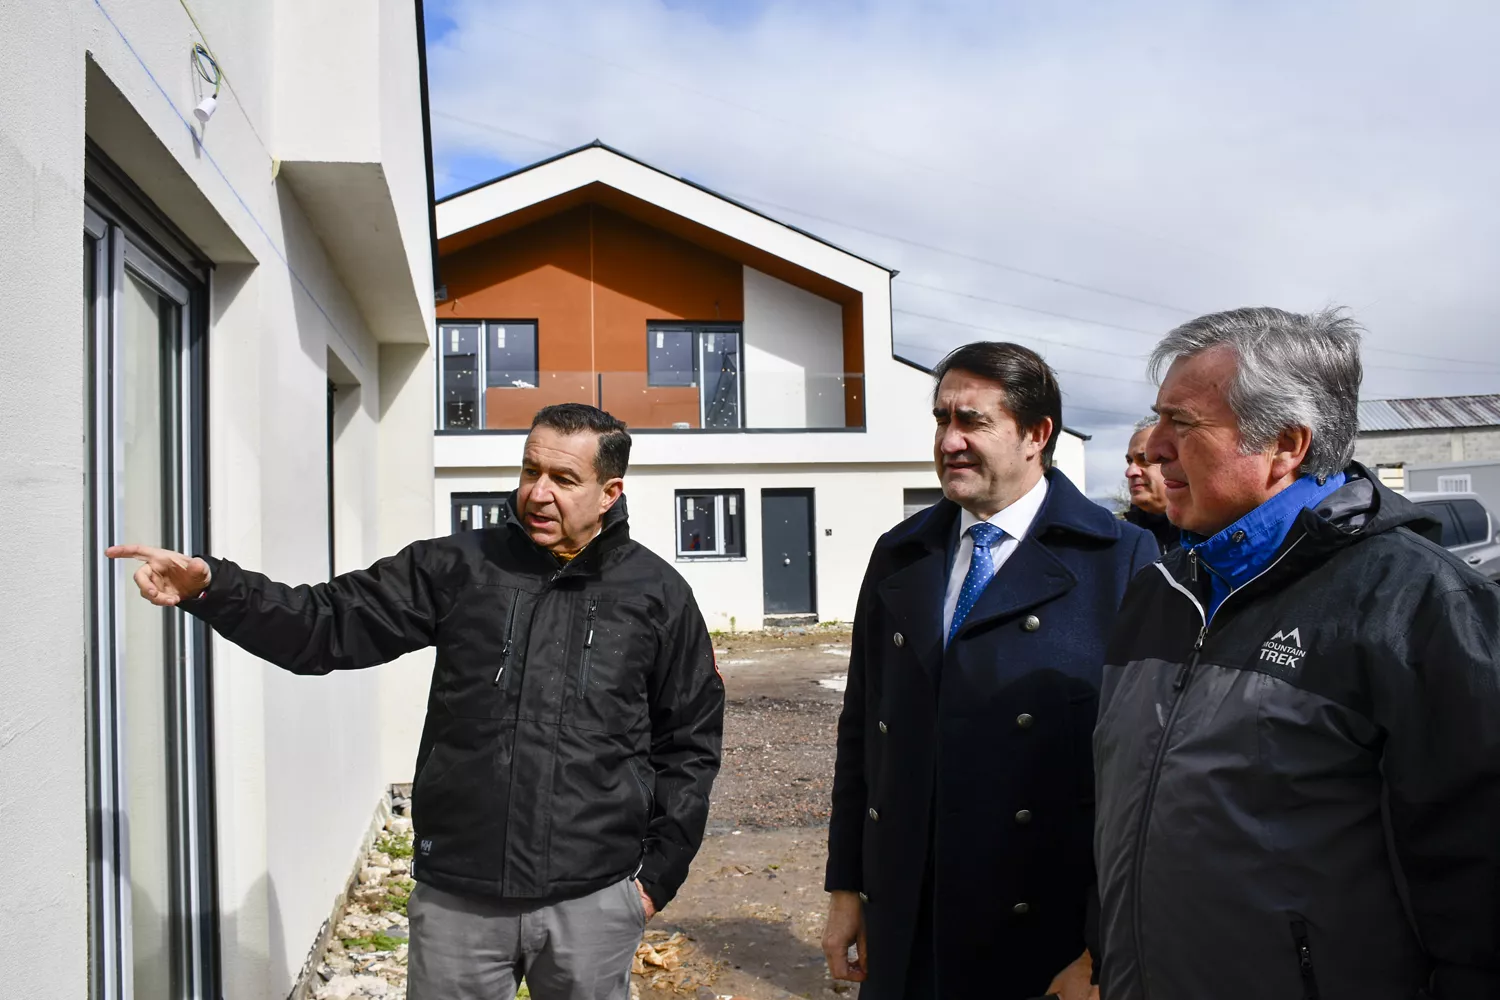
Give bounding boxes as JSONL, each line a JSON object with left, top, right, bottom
{"left": 110, "top": 403, "right": 724, "bottom": 1000}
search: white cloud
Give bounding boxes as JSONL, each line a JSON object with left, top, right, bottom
{"left": 427, "top": 0, "right": 1500, "bottom": 495}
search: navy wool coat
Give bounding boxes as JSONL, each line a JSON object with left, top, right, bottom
{"left": 825, "top": 470, "right": 1159, "bottom": 999}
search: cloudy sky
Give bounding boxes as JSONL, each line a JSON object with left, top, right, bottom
{"left": 423, "top": 0, "right": 1500, "bottom": 495}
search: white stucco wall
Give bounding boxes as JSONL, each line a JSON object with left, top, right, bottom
{"left": 1054, "top": 431, "right": 1087, "bottom": 495}
{"left": 437, "top": 464, "right": 939, "bottom": 630}
{"left": 742, "top": 266, "right": 847, "bottom": 429}
{"left": 0, "top": 1, "right": 433, "bottom": 996}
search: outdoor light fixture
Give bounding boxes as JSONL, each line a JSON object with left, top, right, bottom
{"left": 192, "top": 42, "right": 221, "bottom": 124}
{"left": 193, "top": 94, "right": 218, "bottom": 123}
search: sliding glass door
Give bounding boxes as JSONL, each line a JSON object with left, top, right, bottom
{"left": 85, "top": 171, "right": 216, "bottom": 1000}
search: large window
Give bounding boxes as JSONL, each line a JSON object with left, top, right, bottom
{"left": 676, "top": 489, "right": 746, "bottom": 558}
{"left": 452, "top": 492, "right": 510, "bottom": 533}
{"left": 437, "top": 320, "right": 538, "bottom": 429}
{"left": 85, "top": 158, "right": 217, "bottom": 1000}
{"left": 647, "top": 324, "right": 743, "bottom": 429}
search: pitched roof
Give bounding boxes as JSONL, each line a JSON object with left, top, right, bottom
{"left": 1358, "top": 394, "right": 1500, "bottom": 432}
{"left": 437, "top": 140, "right": 896, "bottom": 275}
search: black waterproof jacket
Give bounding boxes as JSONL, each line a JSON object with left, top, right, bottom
{"left": 1123, "top": 504, "right": 1181, "bottom": 555}
{"left": 184, "top": 495, "right": 724, "bottom": 910}
{"left": 1095, "top": 466, "right": 1500, "bottom": 999}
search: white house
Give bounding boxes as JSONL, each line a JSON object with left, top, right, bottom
{"left": 1, "top": 1, "right": 440, "bottom": 997}
{"left": 432, "top": 143, "right": 1088, "bottom": 630}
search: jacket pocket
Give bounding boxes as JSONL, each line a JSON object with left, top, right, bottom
{"left": 625, "top": 755, "right": 655, "bottom": 819}
{"left": 577, "top": 597, "right": 599, "bottom": 698}
{"left": 1289, "top": 919, "right": 1320, "bottom": 1000}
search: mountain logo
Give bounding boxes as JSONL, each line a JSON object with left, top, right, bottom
{"left": 1260, "top": 627, "right": 1306, "bottom": 670}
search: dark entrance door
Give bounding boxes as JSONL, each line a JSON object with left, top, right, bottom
{"left": 761, "top": 489, "right": 816, "bottom": 617}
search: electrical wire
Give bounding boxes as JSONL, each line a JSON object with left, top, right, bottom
{"left": 433, "top": 111, "right": 568, "bottom": 155}
{"left": 426, "top": 107, "right": 1200, "bottom": 316}
{"left": 192, "top": 43, "right": 219, "bottom": 95}
{"left": 91, "top": 0, "right": 365, "bottom": 370}
{"left": 898, "top": 278, "right": 1160, "bottom": 337}
{"left": 488, "top": 23, "right": 1254, "bottom": 269}
{"left": 430, "top": 110, "right": 1500, "bottom": 382}
{"left": 175, "top": 0, "right": 271, "bottom": 158}
{"left": 894, "top": 308, "right": 1148, "bottom": 363}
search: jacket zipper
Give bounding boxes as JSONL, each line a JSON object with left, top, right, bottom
{"left": 577, "top": 597, "right": 598, "bottom": 697}
{"left": 1128, "top": 535, "right": 1306, "bottom": 1000}
{"left": 1290, "top": 920, "right": 1320, "bottom": 1000}
{"left": 491, "top": 591, "right": 521, "bottom": 686}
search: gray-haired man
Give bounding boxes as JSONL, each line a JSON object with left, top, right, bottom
{"left": 1094, "top": 307, "right": 1500, "bottom": 997}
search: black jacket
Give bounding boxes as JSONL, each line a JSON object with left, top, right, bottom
{"left": 1095, "top": 466, "right": 1500, "bottom": 999}
{"left": 826, "top": 470, "right": 1159, "bottom": 999}
{"left": 1123, "top": 504, "right": 1180, "bottom": 554}
{"left": 184, "top": 495, "right": 724, "bottom": 910}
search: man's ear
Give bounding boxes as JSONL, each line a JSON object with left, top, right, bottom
{"left": 1268, "top": 425, "right": 1313, "bottom": 484}
{"left": 1026, "top": 417, "right": 1055, "bottom": 460}
{"left": 601, "top": 477, "right": 625, "bottom": 510}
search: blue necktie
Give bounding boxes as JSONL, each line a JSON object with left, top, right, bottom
{"left": 949, "top": 522, "right": 1004, "bottom": 643}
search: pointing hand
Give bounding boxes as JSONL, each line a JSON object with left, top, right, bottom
{"left": 105, "top": 544, "right": 211, "bottom": 606}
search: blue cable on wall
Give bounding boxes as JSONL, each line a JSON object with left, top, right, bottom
{"left": 90, "top": 0, "right": 368, "bottom": 371}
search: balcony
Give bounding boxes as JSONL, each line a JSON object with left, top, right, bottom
{"left": 436, "top": 368, "right": 864, "bottom": 432}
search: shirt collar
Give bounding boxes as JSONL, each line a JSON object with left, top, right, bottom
{"left": 1183, "top": 472, "right": 1346, "bottom": 591}
{"left": 959, "top": 473, "right": 1050, "bottom": 541}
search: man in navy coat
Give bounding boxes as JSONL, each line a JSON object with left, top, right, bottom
{"left": 821, "top": 342, "right": 1159, "bottom": 999}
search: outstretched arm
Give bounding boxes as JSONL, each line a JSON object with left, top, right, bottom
{"left": 107, "top": 542, "right": 443, "bottom": 674}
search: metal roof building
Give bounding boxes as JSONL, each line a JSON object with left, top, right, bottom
{"left": 1355, "top": 394, "right": 1500, "bottom": 489}
{"left": 1358, "top": 395, "right": 1500, "bottom": 433}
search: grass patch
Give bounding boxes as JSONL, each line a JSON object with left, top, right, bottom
{"left": 342, "top": 932, "right": 407, "bottom": 952}
{"left": 366, "top": 876, "right": 415, "bottom": 916}
{"left": 375, "top": 832, "right": 414, "bottom": 859}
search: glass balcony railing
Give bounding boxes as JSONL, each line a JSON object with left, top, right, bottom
{"left": 436, "top": 370, "right": 865, "bottom": 432}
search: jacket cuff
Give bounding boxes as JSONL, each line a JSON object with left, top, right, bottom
{"left": 179, "top": 556, "right": 229, "bottom": 616}
{"left": 636, "top": 855, "right": 678, "bottom": 913}
{"left": 823, "top": 845, "right": 861, "bottom": 893}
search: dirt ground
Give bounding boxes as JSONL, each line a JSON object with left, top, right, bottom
{"left": 635, "top": 626, "right": 855, "bottom": 1000}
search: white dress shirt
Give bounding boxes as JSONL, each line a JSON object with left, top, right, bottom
{"left": 942, "top": 475, "right": 1050, "bottom": 643}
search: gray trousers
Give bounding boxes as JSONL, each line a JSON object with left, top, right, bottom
{"left": 406, "top": 877, "right": 646, "bottom": 1000}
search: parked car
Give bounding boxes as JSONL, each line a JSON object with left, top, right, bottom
{"left": 1405, "top": 491, "right": 1500, "bottom": 582}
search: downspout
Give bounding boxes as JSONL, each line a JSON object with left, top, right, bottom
{"left": 414, "top": 0, "right": 443, "bottom": 302}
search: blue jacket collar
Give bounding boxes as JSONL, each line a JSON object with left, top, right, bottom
{"left": 1183, "top": 472, "right": 1346, "bottom": 611}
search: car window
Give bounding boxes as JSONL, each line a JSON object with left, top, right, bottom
{"left": 1418, "top": 501, "right": 1464, "bottom": 547}
{"left": 1451, "top": 499, "right": 1492, "bottom": 545}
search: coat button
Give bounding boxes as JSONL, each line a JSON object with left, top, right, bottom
{"left": 858, "top": 891, "right": 869, "bottom": 903}
{"left": 1016, "top": 712, "right": 1035, "bottom": 729}
{"left": 893, "top": 632, "right": 905, "bottom": 647}
{"left": 878, "top": 721, "right": 888, "bottom": 734}
{"left": 1013, "top": 902, "right": 1030, "bottom": 915}
{"left": 1022, "top": 614, "right": 1041, "bottom": 632}
{"left": 1015, "top": 809, "right": 1033, "bottom": 824}
{"left": 868, "top": 807, "right": 880, "bottom": 821}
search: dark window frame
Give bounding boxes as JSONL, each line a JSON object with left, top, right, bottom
{"left": 646, "top": 323, "right": 746, "bottom": 430}
{"left": 84, "top": 150, "right": 220, "bottom": 999}
{"left": 451, "top": 492, "right": 510, "bottom": 534}
{"left": 674, "top": 488, "right": 747, "bottom": 559}
{"left": 435, "top": 319, "right": 540, "bottom": 430}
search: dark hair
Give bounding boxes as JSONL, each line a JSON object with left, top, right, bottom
{"left": 530, "top": 403, "right": 632, "bottom": 481}
{"left": 931, "top": 342, "right": 1062, "bottom": 468}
